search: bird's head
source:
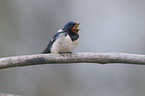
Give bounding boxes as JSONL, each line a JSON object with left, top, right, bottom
{"left": 62, "top": 21, "right": 80, "bottom": 34}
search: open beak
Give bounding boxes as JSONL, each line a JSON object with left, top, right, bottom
{"left": 72, "top": 23, "right": 80, "bottom": 33}
{"left": 76, "top": 23, "right": 80, "bottom": 31}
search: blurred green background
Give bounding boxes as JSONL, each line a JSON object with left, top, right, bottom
{"left": 1, "top": 0, "right": 145, "bottom": 96}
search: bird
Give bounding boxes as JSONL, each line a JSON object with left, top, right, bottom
{"left": 42, "top": 21, "right": 80, "bottom": 54}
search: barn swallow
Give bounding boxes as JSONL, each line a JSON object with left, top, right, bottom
{"left": 42, "top": 21, "right": 80, "bottom": 54}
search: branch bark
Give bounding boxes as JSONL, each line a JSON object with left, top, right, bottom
{"left": 0, "top": 93, "right": 21, "bottom": 96}
{"left": 0, "top": 52, "right": 145, "bottom": 69}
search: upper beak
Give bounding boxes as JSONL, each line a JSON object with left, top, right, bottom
{"left": 77, "top": 23, "right": 80, "bottom": 26}
{"left": 74, "top": 23, "right": 80, "bottom": 31}
{"left": 77, "top": 23, "right": 80, "bottom": 31}
{"left": 75, "top": 23, "right": 80, "bottom": 28}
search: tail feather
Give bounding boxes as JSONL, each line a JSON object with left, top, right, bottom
{"left": 41, "top": 47, "right": 51, "bottom": 54}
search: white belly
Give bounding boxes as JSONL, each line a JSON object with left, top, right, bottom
{"left": 51, "top": 35, "right": 79, "bottom": 53}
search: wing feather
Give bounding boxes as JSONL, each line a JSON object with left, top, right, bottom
{"left": 42, "top": 31, "right": 66, "bottom": 53}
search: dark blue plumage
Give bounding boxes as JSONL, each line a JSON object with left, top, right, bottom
{"left": 42, "top": 21, "right": 80, "bottom": 53}
{"left": 42, "top": 31, "right": 67, "bottom": 53}
{"left": 62, "top": 21, "right": 76, "bottom": 31}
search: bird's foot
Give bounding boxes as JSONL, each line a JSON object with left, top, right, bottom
{"left": 67, "top": 52, "right": 72, "bottom": 56}
{"left": 59, "top": 52, "right": 73, "bottom": 57}
{"left": 59, "top": 52, "right": 65, "bottom": 57}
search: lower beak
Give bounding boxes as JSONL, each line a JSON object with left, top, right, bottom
{"left": 77, "top": 23, "right": 80, "bottom": 31}
{"left": 76, "top": 23, "right": 80, "bottom": 31}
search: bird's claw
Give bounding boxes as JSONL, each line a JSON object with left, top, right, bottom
{"left": 59, "top": 52, "right": 73, "bottom": 57}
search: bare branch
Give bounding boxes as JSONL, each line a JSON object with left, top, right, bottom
{"left": 0, "top": 93, "right": 21, "bottom": 96}
{"left": 0, "top": 52, "right": 145, "bottom": 69}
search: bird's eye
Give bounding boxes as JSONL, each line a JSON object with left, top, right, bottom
{"left": 72, "top": 24, "right": 76, "bottom": 26}
{"left": 70, "top": 24, "right": 73, "bottom": 27}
